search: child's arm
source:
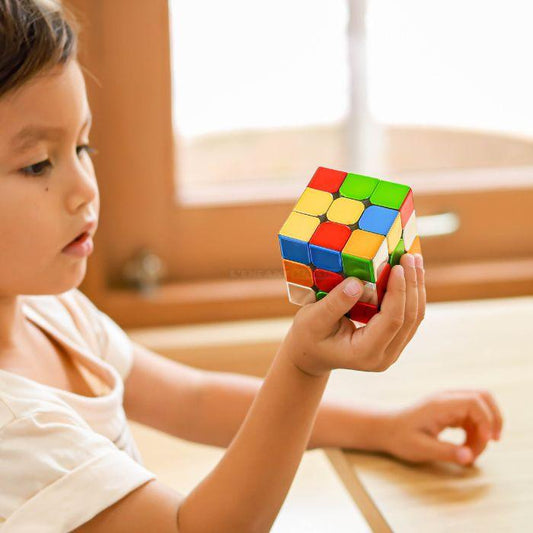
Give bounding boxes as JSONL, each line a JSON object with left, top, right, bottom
{"left": 123, "top": 335, "right": 384, "bottom": 452}
{"left": 187, "top": 369, "right": 389, "bottom": 451}
{"left": 176, "top": 260, "right": 412, "bottom": 532}
{"left": 79, "top": 254, "right": 416, "bottom": 532}
{"left": 177, "top": 337, "right": 332, "bottom": 532}
{"left": 192, "top": 372, "right": 502, "bottom": 465}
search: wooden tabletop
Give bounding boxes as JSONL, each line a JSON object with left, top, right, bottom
{"left": 322, "top": 295, "right": 533, "bottom": 532}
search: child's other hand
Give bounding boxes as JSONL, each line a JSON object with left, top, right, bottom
{"left": 285, "top": 253, "right": 425, "bottom": 377}
{"left": 381, "top": 389, "right": 504, "bottom": 466}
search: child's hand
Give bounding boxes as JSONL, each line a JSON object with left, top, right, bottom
{"left": 380, "top": 389, "right": 504, "bottom": 466}
{"left": 285, "top": 253, "right": 425, "bottom": 377}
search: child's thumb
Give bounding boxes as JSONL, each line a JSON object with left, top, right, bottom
{"left": 312, "top": 277, "right": 365, "bottom": 335}
{"left": 420, "top": 436, "right": 474, "bottom": 466}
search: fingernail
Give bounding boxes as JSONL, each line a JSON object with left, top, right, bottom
{"left": 414, "top": 254, "right": 424, "bottom": 268}
{"left": 343, "top": 279, "right": 361, "bottom": 297}
{"left": 457, "top": 447, "right": 473, "bottom": 464}
{"left": 404, "top": 254, "right": 415, "bottom": 268}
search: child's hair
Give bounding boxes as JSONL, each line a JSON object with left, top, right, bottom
{"left": 0, "top": 0, "right": 79, "bottom": 99}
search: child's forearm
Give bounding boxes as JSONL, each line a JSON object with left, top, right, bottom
{"left": 176, "top": 340, "right": 330, "bottom": 533}
{"left": 191, "top": 367, "right": 390, "bottom": 452}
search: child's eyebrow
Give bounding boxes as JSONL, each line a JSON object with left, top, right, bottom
{"left": 10, "top": 112, "right": 93, "bottom": 154}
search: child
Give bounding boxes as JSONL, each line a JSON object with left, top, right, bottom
{"left": 0, "top": 1, "right": 503, "bottom": 531}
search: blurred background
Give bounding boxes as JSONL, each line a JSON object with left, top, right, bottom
{"left": 71, "top": 0, "right": 533, "bottom": 329}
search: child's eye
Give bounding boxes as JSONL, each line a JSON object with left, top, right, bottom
{"left": 19, "top": 159, "right": 52, "bottom": 177}
{"left": 19, "top": 144, "right": 98, "bottom": 178}
{"left": 77, "top": 144, "right": 98, "bottom": 158}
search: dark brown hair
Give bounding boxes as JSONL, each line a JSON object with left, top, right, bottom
{"left": 0, "top": 0, "right": 79, "bottom": 99}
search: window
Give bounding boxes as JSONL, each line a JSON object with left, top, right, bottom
{"left": 170, "top": 0, "right": 533, "bottom": 205}
{"left": 367, "top": 0, "right": 533, "bottom": 139}
{"left": 169, "top": 0, "right": 350, "bottom": 205}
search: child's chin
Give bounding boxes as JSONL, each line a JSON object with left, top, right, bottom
{"left": 54, "top": 269, "right": 88, "bottom": 294}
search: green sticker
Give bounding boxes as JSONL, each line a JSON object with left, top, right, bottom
{"left": 339, "top": 173, "right": 380, "bottom": 200}
{"left": 341, "top": 253, "right": 375, "bottom": 283}
{"left": 389, "top": 238, "right": 405, "bottom": 267}
{"left": 370, "top": 181, "right": 410, "bottom": 209}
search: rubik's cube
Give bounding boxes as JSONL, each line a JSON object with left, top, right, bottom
{"left": 278, "top": 167, "right": 421, "bottom": 325}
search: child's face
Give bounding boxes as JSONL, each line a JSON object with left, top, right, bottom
{"left": 0, "top": 59, "right": 98, "bottom": 297}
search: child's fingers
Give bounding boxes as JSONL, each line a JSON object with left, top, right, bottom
{"left": 381, "top": 253, "right": 419, "bottom": 359}
{"left": 462, "top": 418, "right": 490, "bottom": 460}
{"left": 444, "top": 389, "right": 503, "bottom": 440}
{"left": 358, "top": 264, "right": 406, "bottom": 358}
{"left": 309, "top": 277, "right": 365, "bottom": 338}
{"left": 478, "top": 390, "right": 503, "bottom": 440}
{"left": 436, "top": 394, "right": 495, "bottom": 453}
{"left": 415, "top": 253, "right": 426, "bottom": 319}
{"left": 403, "top": 253, "right": 426, "bottom": 346}
{"left": 415, "top": 434, "right": 474, "bottom": 466}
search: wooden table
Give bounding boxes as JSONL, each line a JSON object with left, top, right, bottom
{"left": 323, "top": 295, "right": 533, "bottom": 532}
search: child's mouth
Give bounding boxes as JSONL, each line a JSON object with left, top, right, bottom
{"left": 72, "top": 232, "right": 87, "bottom": 243}
{"left": 62, "top": 231, "right": 94, "bottom": 257}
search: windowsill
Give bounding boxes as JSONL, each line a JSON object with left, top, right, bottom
{"left": 96, "top": 255, "right": 533, "bottom": 331}
{"left": 174, "top": 164, "right": 533, "bottom": 208}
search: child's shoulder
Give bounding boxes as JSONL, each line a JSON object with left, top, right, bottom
{"left": 22, "top": 288, "right": 101, "bottom": 354}
{"left": 23, "top": 288, "right": 135, "bottom": 382}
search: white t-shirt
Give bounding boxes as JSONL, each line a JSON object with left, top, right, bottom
{"left": 0, "top": 288, "right": 157, "bottom": 532}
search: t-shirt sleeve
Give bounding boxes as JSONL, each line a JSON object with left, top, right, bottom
{"left": 63, "top": 289, "right": 136, "bottom": 382}
{"left": 0, "top": 405, "right": 157, "bottom": 532}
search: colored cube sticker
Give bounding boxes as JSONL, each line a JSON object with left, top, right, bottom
{"left": 278, "top": 166, "right": 422, "bottom": 326}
